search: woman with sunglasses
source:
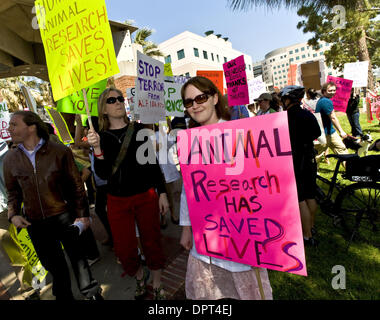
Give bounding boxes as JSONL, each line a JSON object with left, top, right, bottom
{"left": 87, "top": 88, "right": 169, "bottom": 300}
{"left": 179, "top": 76, "right": 273, "bottom": 300}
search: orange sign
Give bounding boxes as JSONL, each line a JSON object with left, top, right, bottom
{"left": 196, "top": 70, "right": 224, "bottom": 95}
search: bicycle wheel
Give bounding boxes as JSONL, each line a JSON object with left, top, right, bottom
{"left": 334, "top": 182, "right": 380, "bottom": 244}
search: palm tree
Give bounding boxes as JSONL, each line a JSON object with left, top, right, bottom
{"left": 134, "top": 27, "right": 164, "bottom": 57}
{"left": 124, "top": 21, "right": 164, "bottom": 58}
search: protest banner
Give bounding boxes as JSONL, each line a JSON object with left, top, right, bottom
{"left": 164, "top": 63, "right": 174, "bottom": 77}
{"left": 343, "top": 61, "right": 369, "bottom": 88}
{"left": 300, "top": 61, "right": 321, "bottom": 90}
{"left": 326, "top": 75, "right": 353, "bottom": 113}
{"left": 8, "top": 224, "right": 48, "bottom": 289}
{"left": 35, "top": 0, "right": 119, "bottom": 127}
{"left": 126, "top": 87, "right": 138, "bottom": 120}
{"left": 164, "top": 82, "right": 184, "bottom": 117}
{"left": 287, "top": 64, "right": 297, "bottom": 86}
{"left": 44, "top": 106, "right": 74, "bottom": 144}
{"left": 0, "top": 100, "right": 11, "bottom": 141}
{"left": 248, "top": 76, "right": 266, "bottom": 103}
{"left": 56, "top": 79, "right": 107, "bottom": 116}
{"left": 223, "top": 55, "right": 250, "bottom": 106}
{"left": 177, "top": 112, "right": 307, "bottom": 276}
{"left": 196, "top": 70, "right": 224, "bottom": 95}
{"left": 135, "top": 51, "right": 166, "bottom": 124}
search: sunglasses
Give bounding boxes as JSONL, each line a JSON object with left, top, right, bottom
{"left": 183, "top": 93, "right": 212, "bottom": 109}
{"left": 106, "top": 96, "right": 125, "bottom": 104}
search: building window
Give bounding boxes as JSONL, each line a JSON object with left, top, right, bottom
{"left": 295, "top": 49, "right": 299, "bottom": 53}
{"left": 302, "top": 54, "right": 306, "bottom": 58}
{"left": 289, "top": 50, "right": 293, "bottom": 54}
{"left": 224, "top": 57, "right": 227, "bottom": 63}
{"left": 203, "top": 50, "right": 208, "bottom": 59}
{"left": 211, "top": 53, "right": 214, "bottom": 61}
{"left": 193, "top": 48, "right": 199, "bottom": 57}
{"left": 301, "top": 47, "right": 305, "bottom": 51}
{"left": 217, "top": 54, "right": 220, "bottom": 62}
{"left": 290, "top": 58, "right": 294, "bottom": 62}
{"left": 320, "top": 51, "right": 324, "bottom": 55}
{"left": 177, "top": 49, "right": 185, "bottom": 60}
{"left": 165, "top": 55, "right": 171, "bottom": 64}
{"left": 248, "top": 65, "right": 251, "bottom": 70}
{"left": 296, "top": 56, "right": 300, "bottom": 60}
{"left": 313, "top": 53, "right": 317, "bottom": 57}
{"left": 185, "top": 72, "right": 190, "bottom": 77}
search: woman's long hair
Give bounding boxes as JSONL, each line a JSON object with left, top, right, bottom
{"left": 181, "top": 76, "right": 230, "bottom": 128}
{"left": 97, "top": 87, "right": 129, "bottom": 132}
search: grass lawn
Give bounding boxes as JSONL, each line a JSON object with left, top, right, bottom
{"left": 268, "top": 112, "right": 380, "bottom": 300}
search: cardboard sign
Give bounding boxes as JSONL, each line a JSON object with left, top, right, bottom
{"left": 343, "top": 61, "right": 369, "bottom": 88}
{"left": 44, "top": 106, "right": 74, "bottom": 144}
{"left": 0, "top": 101, "right": 11, "bottom": 141}
{"left": 35, "top": 0, "right": 119, "bottom": 101}
{"left": 56, "top": 79, "right": 107, "bottom": 116}
{"left": 164, "top": 82, "right": 184, "bottom": 117}
{"left": 135, "top": 51, "right": 166, "bottom": 124}
{"left": 177, "top": 113, "right": 307, "bottom": 276}
{"left": 248, "top": 77, "right": 266, "bottom": 103}
{"left": 223, "top": 56, "right": 249, "bottom": 106}
{"left": 326, "top": 76, "right": 353, "bottom": 113}
{"left": 196, "top": 70, "right": 224, "bottom": 95}
{"left": 301, "top": 61, "right": 321, "bottom": 90}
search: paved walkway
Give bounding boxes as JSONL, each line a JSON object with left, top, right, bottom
{"left": 0, "top": 210, "right": 187, "bottom": 300}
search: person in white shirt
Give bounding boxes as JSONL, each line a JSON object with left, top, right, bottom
{"left": 179, "top": 76, "right": 273, "bottom": 300}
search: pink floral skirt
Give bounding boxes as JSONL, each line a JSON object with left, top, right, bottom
{"left": 185, "top": 254, "right": 273, "bottom": 300}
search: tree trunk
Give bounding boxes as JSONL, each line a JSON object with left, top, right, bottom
{"left": 356, "top": 0, "right": 375, "bottom": 122}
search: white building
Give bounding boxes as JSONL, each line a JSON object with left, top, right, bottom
{"left": 261, "top": 41, "right": 340, "bottom": 89}
{"left": 158, "top": 31, "right": 254, "bottom": 80}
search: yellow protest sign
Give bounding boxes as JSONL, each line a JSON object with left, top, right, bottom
{"left": 44, "top": 106, "right": 74, "bottom": 144}
{"left": 164, "top": 63, "right": 173, "bottom": 77}
{"left": 35, "top": 0, "right": 120, "bottom": 101}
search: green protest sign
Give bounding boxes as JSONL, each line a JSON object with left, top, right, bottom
{"left": 56, "top": 79, "right": 107, "bottom": 116}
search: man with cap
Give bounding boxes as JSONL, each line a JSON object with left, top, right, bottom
{"left": 255, "top": 93, "right": 277, "bottom": 116}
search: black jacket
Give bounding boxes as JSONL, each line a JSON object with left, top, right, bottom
{"left": 94, "top": 122, "right": 166, "bottom": 197}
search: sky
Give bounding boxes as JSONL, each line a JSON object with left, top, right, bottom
{"left": 106, "top": 0, "right": 315, "bottom": 62}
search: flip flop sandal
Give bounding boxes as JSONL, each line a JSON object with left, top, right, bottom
{"left": 153, "top": 284, "right": 167, "bottom": 300}
{"left": 135, "top": 268, "right": 150, "bottom": 300}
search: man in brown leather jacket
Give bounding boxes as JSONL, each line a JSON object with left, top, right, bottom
{"left": 4, "top": 111, "right": 103, "bottom": 300}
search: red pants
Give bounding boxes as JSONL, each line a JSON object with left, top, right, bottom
{"left": 107, "top": 189, "right": 165, "bottom": 276}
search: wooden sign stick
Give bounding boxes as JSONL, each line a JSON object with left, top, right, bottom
{"left": 82, "top": 88, "right": 94, "bottom": 130}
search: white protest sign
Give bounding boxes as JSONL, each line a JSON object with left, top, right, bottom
{"left": 126, "top": 87, "right": 138, "bottom": 120}
{"left": 0, "top": 101, "right": 11, "bottom": 141}
{"left": 248, "top": 76, "right": 266, "bottom": 103}
{"left": 164, "top": 82, "right": 184, "bottom": 117}
{"left": 135, "top": 51, "right": 166, "bottom": 124}
{"left": 343, "top": 61, "right": 369, "bottom": 88}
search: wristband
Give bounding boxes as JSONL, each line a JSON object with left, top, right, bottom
{"left": 94, "top": 150, "right": 104, "bottom": 158}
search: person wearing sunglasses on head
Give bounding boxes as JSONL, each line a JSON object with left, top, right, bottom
{"left": 87, "top": 88, "right": 169, "bottom": 300}
{"left": 179, "top": 76, "right": 273, "bottom": 300}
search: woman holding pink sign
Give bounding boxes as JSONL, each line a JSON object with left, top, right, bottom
{"left": 179, "top": 76, "right": 273, "bottom": 300}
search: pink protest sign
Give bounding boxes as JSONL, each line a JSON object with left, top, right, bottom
{"left": 223, "top": 55, "right": 250, "bottom": 106}
{"left": 178, "top": 112, "right": 307, "bottom": 276}
{"left": 326, "top": 76, "right": 353, "bottom": 112}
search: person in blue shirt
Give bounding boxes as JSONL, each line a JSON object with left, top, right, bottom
{"left": 314, "top": 81, "right": 348, "bottom": 163}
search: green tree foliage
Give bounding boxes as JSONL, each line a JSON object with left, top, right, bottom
{"left": 125, "top": 21, "right": 164, "bottom": 58}
{"left": 297, "top": 1, "right": 379, "bottom": 71}
{"left": 228, "top": 0, "right": 379, "bottom": 89}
